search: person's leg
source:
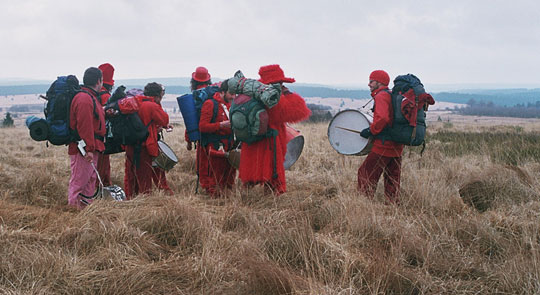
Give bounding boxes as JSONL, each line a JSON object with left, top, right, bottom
{"left": 357, "top": 152, "right": 387, "bottom": 199}
{"left": 124, "top": 147, "right": 136, "bottom": 200}
{"left": 67, "top": 153, "right": 96, "bottom": 209}
{"left": 384, "top": 156, "right": 402, "bottom": 204}
{"left": 136, "top": 147, "right": 154, "bottom": 195}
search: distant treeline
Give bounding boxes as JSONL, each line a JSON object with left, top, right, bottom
{"left": 456, "top": 100, "right": 540, "bottom": 118}
{"left": 435, "top": 89, "right": 540, "bottom": 106}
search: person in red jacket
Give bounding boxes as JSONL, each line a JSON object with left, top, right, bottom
{"left": 358, "top": 70, "right": 404, "bottom": 204}
{"left": 96, "top": 63, "right": 115, "bottom": 187}
{"left": 124, "top": 82, "right": 173, "bottom": 199}
{"left": 67, "top": 67, "right": 106, "bottom": 209}
{"left": 185, "top": 66, "right": 212, "bottom": 151}
{"left": 197, "top": 83, "right": 236, "bottom": 197}
{"left": 238, "top": 64, "right": 311, "bottom": 195}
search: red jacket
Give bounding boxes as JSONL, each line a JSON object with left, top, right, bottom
{"left": 68, "top": 86, "right": 106, "bottom": 155}
{"left": 370, "top": 86, "right": 404, "bottom": 157}
{"left": 98, "top": 85, "right": 111, "bottom": 106}
{"left": 199, "top": 92, "right": 233, "bottom": 149}
{"left": 239, "top": 89, "right": 311, "bottom": 193}
{"left": 135, "top": 96, "right": 169, "bottom": 157}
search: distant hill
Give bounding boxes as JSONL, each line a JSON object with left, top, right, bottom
{"left": 1, "top": 78, "right": 539, "bottom": 107}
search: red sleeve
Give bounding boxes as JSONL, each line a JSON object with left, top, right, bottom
{"left": 267, "top": 92, "right": 311, "bottom": 125}
{"left": 199, "top": 99, "right": 221, "bottom": 133}
{"left": 370, "top": 91, "right": 392, "bottom": 135}
{"left": 71, "top": 93, "right": 97, "bottom": 152}
{"left": 100, "top": 92, "right": 111, "bottom": 106}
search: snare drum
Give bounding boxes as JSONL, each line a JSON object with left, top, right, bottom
{"left": 153, "top": 140, "right": 178, "bottom": 171}
{"left": 327, "top": 109, "right": 373, "bottom": 156}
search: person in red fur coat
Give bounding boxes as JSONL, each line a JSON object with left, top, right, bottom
{"left": 198, "top": 83, "right": 236, "bottom": 197}
{"left": 358, "top": 70, "right": 404, "bottom": 204}
{"left": 238, "top": 65, "right": 311, "bottom": 195}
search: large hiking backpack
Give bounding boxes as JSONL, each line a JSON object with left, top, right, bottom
{"left": 376, "top": 74, "right": 433, "bottom": 146}
{"left": 44, "top": 75, "right": 97, "bottom": 145}
{"left": 229, "top": 94, "right": 276, "bottom": 144}
{"left": 103, "top": 87, "right": 149, "bottom": 154}
{"left": 177, "top": 85, "right": 221, "bottom": 142}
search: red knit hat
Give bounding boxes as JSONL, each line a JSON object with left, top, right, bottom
{"left": 369, "top": 70, "right": 390, "bottom": 86}
{"left": 192, "top": 66, "right": 211, "bottom": 82}
{"left": 98, "top": 63, "right": 115, "bottom": 85}
{"left": 258, "top": 64, "right": 295, "bottom": 84}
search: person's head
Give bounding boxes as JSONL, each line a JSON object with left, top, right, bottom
{"left": 144, "top": 82, "right": 165, "bottom": 102}
{"left": 219, "top": 79, "right": 235, "bottom": 103}
{"left": 190, "top": 66, "right": 211, "bottom": 91}
{"left": 368, "top": 70, "right": 390, "bottom": 92}
{"left": 258, "top": 64, "right": 295, "bottom": 85}
{"left": 83, "top": 67, "right": 103, "bottom": 91}
{"left": 98, "top": 63, "right": 115, "bottom": 87}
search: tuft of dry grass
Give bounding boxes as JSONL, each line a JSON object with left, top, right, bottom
{"left": 2, "top": 121, "right": 540, "bottom": 294}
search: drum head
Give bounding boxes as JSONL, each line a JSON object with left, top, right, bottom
{"left": 157, "top": 141, "right": 178, "bottom": 162}
{"left": 284, "top": 135, "right": 304, "bottom": 170}
{"left": 327, "top": 109, "right": 372, "bottom": 155}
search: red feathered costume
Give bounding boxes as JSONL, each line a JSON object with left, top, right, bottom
{"left": 238, "top": 65, "right": 310, "bottom": 194}
{"left": 198, "top": 92, "right": 236, "bottom": 196}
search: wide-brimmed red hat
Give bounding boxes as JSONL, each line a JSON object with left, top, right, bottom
{"left": 98, "top": 63, "right": 115, "bottom": 85}
{"left": 192, "top": 66, "right": 211, "bottom": 82}
{"left": 258, "top": 64, "right": 295, "bottom": 84}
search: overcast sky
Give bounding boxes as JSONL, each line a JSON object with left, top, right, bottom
{"left": 1, "top": 0, "right": 539, "bottom": 88}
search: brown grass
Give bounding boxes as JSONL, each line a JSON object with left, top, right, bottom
{"left": 1, "top": 121, "right": 540, "bottom": 294}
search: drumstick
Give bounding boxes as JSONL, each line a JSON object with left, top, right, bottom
{"left": 335, "top": 126, "right": 363, "bottom": 134}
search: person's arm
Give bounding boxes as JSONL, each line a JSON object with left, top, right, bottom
{"left": 370, "top": 91, "right": 392, "bottom": 135}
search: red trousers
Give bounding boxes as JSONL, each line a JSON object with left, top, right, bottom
{"left": 357, "top": 152, "right": 402, "bottom": 204}
{"left": 96, "top": 153, "right": 111, "bottom": 186}
{"left": 124, "top": 145, "right": 173, "bottom": 199}
{"left": 198, "top": 145, "right": 236, "bottom": 197}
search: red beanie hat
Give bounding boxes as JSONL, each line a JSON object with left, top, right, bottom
{"left": 192, "top": 66, "right": 211, "bottom": 82}
{"left": 258, "top": 64, "right": 295, "bottom": 84}
{"left": 369, "top": 70, "right": 390, "bottom": 86}
{"left": 98, "top": 63, "right": 115, "bottom": 85}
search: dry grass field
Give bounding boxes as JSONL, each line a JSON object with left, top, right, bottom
{"left": 1, "top": 119, "right": 540, "bottom": 294}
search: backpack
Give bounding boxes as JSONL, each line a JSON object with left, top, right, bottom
{"left": 43, "top": 75, "right": 98, "bottom": 145}
{"left": 176, "top": 85, "right": 221, "bottom": 142}
{"left": 376, "top": 74, "right": 433, "bottom": 146}
{"left": 103, "top": 87, "right": 149, "bottom": 154}
{"left": 229, "top": 94, "right": 277, "bottom": 144}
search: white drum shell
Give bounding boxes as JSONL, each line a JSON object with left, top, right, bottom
{"left": 327, "top": 109, "right": 373, "bottom": 156}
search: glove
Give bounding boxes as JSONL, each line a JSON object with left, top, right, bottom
{"left": 360, "top": 127, "right": 372, "bottom": 139}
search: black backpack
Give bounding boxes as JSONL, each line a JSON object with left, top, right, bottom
{"left": 44, "top": 75, "right": 98, "bottom": 145}
{"left": 103, "top": 87, "right": 149, "bottom": 154}
{"left": 376, "top": 74, "right": 427, "bottom": 146}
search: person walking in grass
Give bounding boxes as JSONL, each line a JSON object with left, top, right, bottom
{"left": 358, "top": 70, "right": 404, "bottom": 205}
{"left": 67, "top": 67, "right": 106, "bottom": 209}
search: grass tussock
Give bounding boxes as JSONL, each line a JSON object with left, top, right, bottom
{"left": 2, "top": 122, "right": 540, "bottom": 293}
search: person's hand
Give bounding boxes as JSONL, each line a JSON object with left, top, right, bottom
{"left": 84, "top": 151, "right": 94, "bottom": 163}
{"left": 186, "top": 141, "right": 193, "bottom": 151}
{"left": 360, "top": 128, "right": 372, "bottom": 139}
{"left": 166, "top": 124, "right": 173, "bottom": 132}
{"left": 220, "top": 120, "right": 231, "bottom": 129}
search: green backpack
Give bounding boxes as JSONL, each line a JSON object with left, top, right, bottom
{"left": 229, "top": 94, "right": 278, "bottom": 144}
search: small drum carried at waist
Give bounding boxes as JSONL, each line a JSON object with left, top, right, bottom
{"left": 327, "top": 109, "right": 373, "bottom": 156}
{"left": 154, "top": 140, "right": 178, "bottom": 171}
{"left": 284, "top": 124, "right": 304, "bottom": 170}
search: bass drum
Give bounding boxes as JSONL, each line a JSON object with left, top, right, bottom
{"left": 327, "top": 109, "right": 373, "bottom": 156}
{"left": 153, "top": 140, "right": 179, "bottom": 171}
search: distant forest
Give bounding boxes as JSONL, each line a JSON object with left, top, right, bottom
{"left": 456, "top": 100, "right": 540, "bottom": 118}
{"left": 2, "top": 84, "right": 540, "bottom": 108}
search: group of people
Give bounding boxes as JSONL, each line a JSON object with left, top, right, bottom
{"left": 66, "top": 64, "right": 403, "bottom": 210}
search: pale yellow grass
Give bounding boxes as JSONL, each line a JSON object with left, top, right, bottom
{"left": 0, "top": 122, "right": 540, "bottom": 294}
